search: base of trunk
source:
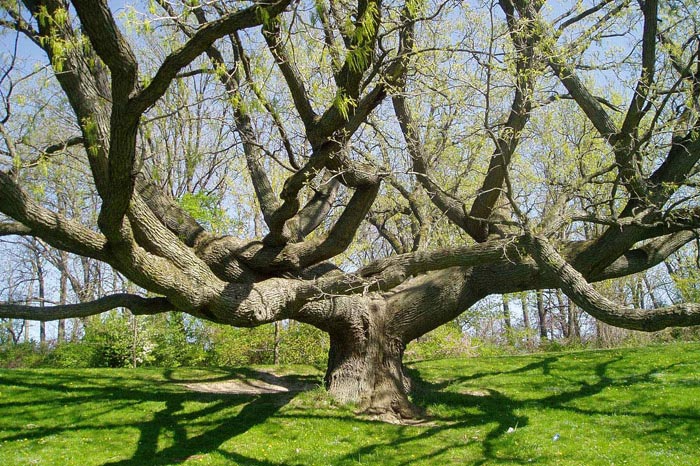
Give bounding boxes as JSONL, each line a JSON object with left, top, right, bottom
{"left": 324, "top": 319, "right": 422, "bottom": 422}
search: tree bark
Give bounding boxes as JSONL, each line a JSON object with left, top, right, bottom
{"left": 502, "top": 294, "right": 512, "bottom": 342}
{"left": 299, "top": 295, "right": 418, "bottom": 421}
{"left": 36, "top": 256, "right": 46, "bottom": 345}
{"left": 273, "top": 321, "right": 281, "bottom": 365}
{"left": 323, "top": 302, "right": 418, "bottom": 421}
{"left": 520, "top": 292, "right": 530, "bottom": 337}
{"left": 536, "top": 290, "right": 548, "bottom": 340}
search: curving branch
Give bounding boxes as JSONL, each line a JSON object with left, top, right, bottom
{"left": 262, "top": 139, "right": 343, "bottom": 245}
{"left": 70, "top": 0, "right": 138, "bottom": 102}
{"left": 297, "top": 175, "right": 341, "bottom": 237}
{"left": 22, "top": 0, "right": 112, "bottom": 193}
{"left": 593, "top": 230, "right": 698, "bottom": 281}
{"left": 294, "top": 182, "right": 380, "bottom": 267}
{"left": 0, "top": 170, "right": 109, "bottom": 260}
{"left": 528, "top": 234, "right": 700, "bottom": 331}
{"left": 0, "top": 293, "right": 173, "bottom": 321}
{"left": 570, "top": 122, "right": 700, "bottom": 276}
{"left": 131, "top": 0, "right": 293, "bottom": 115}
{"left": 262, "top": 19, "right": 317, "bottom": 133}
{"left": 368, "top": 213, "right": 407, "bottom": 254}
{"left": 135, "top": 174, "right": 209, "bottom": 248}
{"left": 548, "top": 59, "right": 618, "bottom": 141}
{"left": 392, "top": 94, "right": 468, "bottom": 228}
{"left": 0, "top": 220, "right": 31, "bottom": 236}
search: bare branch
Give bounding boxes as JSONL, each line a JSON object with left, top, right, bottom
{"left": 0, "top": 221, "right": 31, "bottom": 236}
{"left": 297, "top": 175, "right": 341, "bottom": 237}
{"left": 619, "top": 0, "right": 657, "bottom": 138}
{"left": 71, "top": 0, "right": 138, "bottom": 102}
{"left": 131, "top": 0, "right": 293, "bottom": 114}
{"left": 0, "top": 293, "right": 172, "bottom": 321}
{"left": 295, "top": 182, "right": 380, "bottom": 266}
{"left": 0, "top": 170, "right": 109, "bottom": 261}
{"left": 262, "top": 19, "right": 317, "bottom": 132}
{"left": 529, "top": 234, "right": 700, "bottom": 331}
{"left": 234, "top": 31, "right": 298, "bottom": 170}
{"left": 468, "top": 1, "right": 537, "bottom": 240}
{"left": 557, "top": 0, "right": 616, "bottom": 31}
{"left": 548, "top": 59, "right": 618, "bottom": 141}
{"left": 593, "top": 231, "right": 698, "bottom": 281}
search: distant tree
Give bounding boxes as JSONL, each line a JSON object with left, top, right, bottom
{"left": 1, "top": 0, "right": 700, "bottom": 420}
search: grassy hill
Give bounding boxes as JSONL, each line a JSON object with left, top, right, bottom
{"left": 0, "top": 342, "right": 698, "bottom": 465}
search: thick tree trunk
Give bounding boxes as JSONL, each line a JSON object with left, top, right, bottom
{"left": 324, "top": 329, "right": 418, "bottom": 421}
{"left": 316, "top": 298, "right": 420, "bottom": 422}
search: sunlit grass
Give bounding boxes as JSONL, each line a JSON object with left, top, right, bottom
{"left": 0, "top": 343, "right": 698, "bottom": 465}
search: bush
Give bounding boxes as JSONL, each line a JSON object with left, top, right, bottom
{"left": 205, "top": 321, "right": 329, "bottom": 367}
{"left": 46, "top": 342, "right": 101, "bottom": 368}
{"left": 277, "top": 323, "right": 328, "bottom": 366}
{"left": 82, "top": 312, "right": 142, "bottom": 367}
{"left": 207, "top": 325, "right": 275, "bottom": 366}
{"left": 0, "top": 341, "right": 49, "bottom": 368}
{"left": 147, "top": 313, "right": 208, "bottom": 367}
{"left": 405, "top": 323, "right": 474, "bottom": 361}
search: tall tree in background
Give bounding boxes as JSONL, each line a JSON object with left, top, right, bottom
{"left": 1, "top": 0, "right": 700, "bottom": 420}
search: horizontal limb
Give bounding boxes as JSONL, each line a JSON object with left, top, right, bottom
{"left": 0, "top": 294, "right": 173, "bottom": 321}
{"left": 528, "top": 234, "right": 700, "bottom": 331}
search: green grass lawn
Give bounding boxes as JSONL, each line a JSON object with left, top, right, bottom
{"left": 1, "top": 342, "right": 699, "bottom": 465}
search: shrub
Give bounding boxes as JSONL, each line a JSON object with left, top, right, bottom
{"left": 207, "top": 324, "right": 276, "bottom": 366}
{"left": 277, "top": 323, "right": 328, "bottom": 366}
{"left": 405, "top": 323, "right": 474, "bottom": 361}
{"left": 0, "top": 341, "right": 49, "bottom": 368}
{"left": 82, "top": 312, "right": 144, "bottom": 367}
{"left": 46, "top": 342, "right": 101, "bottom": 368}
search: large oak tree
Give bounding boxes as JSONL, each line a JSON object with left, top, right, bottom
{"left": 1, "top": 0, "right": 699, "bottom": 420}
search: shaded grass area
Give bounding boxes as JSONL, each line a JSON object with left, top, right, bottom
{"left": 0, "top": 343, "right": 699, "bottom": 465}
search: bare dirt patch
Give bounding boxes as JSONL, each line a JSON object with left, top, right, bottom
{"left": 459, "top": 388, "right": 491, "bottom": 397}
{"left": 181, "top": 370, "right": 316, "bottom": 395}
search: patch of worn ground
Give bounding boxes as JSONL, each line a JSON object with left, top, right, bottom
{"left": 181, "top": 370, "right": 316, "bottom": 395}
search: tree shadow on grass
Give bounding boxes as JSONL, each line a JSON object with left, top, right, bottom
{"left": 105, "top": 369, "right": 321, "bottom": 465}
{"left": 306, "top": 357, "right": 560, "bottom": 466}
{"left": 395, "top": 359, "right": 557, "bottom": 465}
{"left": 104, "top": 392, "right": 295, "bottom": 465}
{"left": 0, "top": 368, "right": 319, "bottom": 465}
{"left": 365, "top": 354, "right": 700, "bottom": 465}
{"left": 2, "top": 353, "right": 698, "bottom": 465}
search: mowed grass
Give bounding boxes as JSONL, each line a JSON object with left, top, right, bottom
{"left": 1, "top": 343, "right": 699, "bottom": 465}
